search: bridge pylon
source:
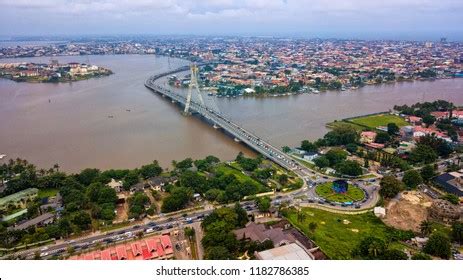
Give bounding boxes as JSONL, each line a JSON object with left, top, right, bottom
{"left": 183, "top": 63, "right": 206, "bottom": 115}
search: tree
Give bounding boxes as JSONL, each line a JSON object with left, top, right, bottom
{"left": 140, "top": 161, "right": 162, "bottom": 179}
{"left": 379, "top": 176, "right": 404, "bottom": 199}
{"left": 420, "top": 165, "right": 436, "bottom": 181}
{"left": 234, "top": 202, "right": 249, "bottom": 227}
{"left": 442, "top": 193, "right": 459, "bottom": 205}
{"left": 205, "top": 246, "right": 233, "bottom": 260}
{"left": 308, "top": 222, "right": 318, "bottom": 233}
{"left": 256, "top": 196, "right": 271, "bottom": 212}
{"left": 402, "top": 170, "right": 423, "bottom": 189}
{"left": 420, "top": 220, "right": 433, "bottom": 237}
{"left": 411, "top": 252, "right": 432, "bottom": 260}
{"left": 278, "top": 174, "right": 288, "bottom": 185}
{"left": 236, "top": 155, "right": 260, "bottom": 172}
{"left": 313, "top": 156, "right": 330, "bottom": 168}
{"left": 72, "top": 211, "right": 92, "bottom": 231}
{"left": 345, "top": 143, "right": 358, "bottom": 153}
{"left": 179, "top": 171, "right": 207, "bottom": 193}
{"left": 423, "top": 232, "right": 451, "bottom": 259}
{"left": 387, "top": 123, "right": 400, "bottom": 135}
{"left": 409, "top": 144, "right": 438, "bottom": 164}
{"left": 123, "top": 170, "right": 139, "bottom": 190}
{"left": 323, "top": 125, "right": 359, "bottom": 146}
{"left": 161, "top": 187, "right": 192, "bottom": 213}
{"left": 301, "top": 140, "right": 317, "bottom": 153}
{"left": 184, "top": 227, "right": 196, "bottom": 239}
{"left": 451, "top": 222, "right": 463, "bottom": 245}
{"left": 352, "top": 236, "right": 386, "bottom": 259}
{"left": 375, "top": 131, "right": 391, "bottom": 144}
{"left": 335, "top": 160, "right": 362, "bottom": 176}
{"left": 422, "top": 114, "right": 436, "bottom": 127}
{"left": 77, "top": 168, "right": 101, "bottom": 186}
{"left": 325, "top": 148, "right": 348, "bottom": 166}
{"left": 419, "top": 135, "right": 453, "bottom": 157}
{"left": 174, "top": 158, "right": 193, "bottom": 171}
{"left": 282, "top": 146, "right": 291, "bottom": 153}
{"left": 128, "top": 192, "right": 150, "bottom": 218}
{"left": 383, "top": 249, "right": 408, "bottom": 260}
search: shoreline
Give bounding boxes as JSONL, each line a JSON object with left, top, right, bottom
{"left": 210, "top": 75, "right": 462, "bottom": 99}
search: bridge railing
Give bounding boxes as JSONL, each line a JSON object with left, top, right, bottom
{"left": 145, "top": 69, "right": 306, "bottom": 173}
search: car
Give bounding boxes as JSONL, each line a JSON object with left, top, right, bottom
{"left": 145, "top": 228, "right": 154, "bottom": 234}
{"left": 40, "top": 246, "right": 49, "bottom": 251}
{"left": 147, "top": 222, "right": 157, "bottom": 227}
{"left": 40, "top": 252, "right": 49, "bottom": 257}
{"left": 132, "top": 225, "right": 141, "bottom": 229}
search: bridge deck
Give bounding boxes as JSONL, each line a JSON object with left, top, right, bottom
{"left": 145, "top": 69, "right": 310, "bottom": 178}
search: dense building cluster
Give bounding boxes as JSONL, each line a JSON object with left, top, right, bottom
{"left": 0, "top": 60, "right": 112, "bottom": 83}
{"left": 1, "top": 37, "right": 463, "bottom": 94}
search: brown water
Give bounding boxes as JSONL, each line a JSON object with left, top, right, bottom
{"left": 1, "top": 54, "right": 462, "bottom": 172}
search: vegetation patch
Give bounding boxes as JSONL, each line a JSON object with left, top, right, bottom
{"left": 348, "top": 114, "right": 409, "bottom": 129}
{"left": 284, "top": 207, "right": 395, "bottom": 259}
{"left": 315, "top": 182, "right": 365, "bottom": 203}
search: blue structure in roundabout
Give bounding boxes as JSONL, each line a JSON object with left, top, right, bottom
{"left": 332, "top": 179, "right": 349, "bottom": 194}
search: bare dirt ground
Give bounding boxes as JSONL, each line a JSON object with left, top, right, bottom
{"left": 114, "top": 193, "right": 129, "bottom": 223}
{"left": 383, "top": 191, "right": 433, "bottom": 232}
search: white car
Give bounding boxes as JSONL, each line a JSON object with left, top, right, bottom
{"left": 40, "top": 252, "right": 49, "bottom": 257}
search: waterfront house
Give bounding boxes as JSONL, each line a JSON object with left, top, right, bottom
{"left": 360, "top": 131, "right": 377, "bottom": 143}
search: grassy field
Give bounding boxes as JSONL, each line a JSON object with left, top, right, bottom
{"left": 326, "top": 120, "right": 366, "bottom": 132}
{"left": 315, "top": 182, "right": 365, "bottom": 203}
{"left": 214, "top": 164, "right": 267, "bottom": 191}
{"left": 37, "top": 188, "right": 59, "bottom": 199}
{"left": 285, "top": 207, "right": 392, "bottom": 259}
{"left": 348, "top": 114, "right": 409, "bottom": 129}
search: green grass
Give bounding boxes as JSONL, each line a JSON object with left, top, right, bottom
{"left": 348, "top": 114, "right": 409, "bottom": 129}
{"left": 37, "top": 188, "right": 59, "bottom": 199}
{"left": 214, "top": 164, "right": 267, "bottom": 191}
{"left": 315, "top": 182, "right": 365, "bottom": 203}
{"left": 285, "top": 207, "right": 391, "bottom": 259}
{"left": 326, "top": 120, "right": 365, "bottom": 132}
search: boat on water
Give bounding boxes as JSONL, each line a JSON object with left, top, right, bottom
{"left": 0, "top": 154, "right": 6, "bottom": 159}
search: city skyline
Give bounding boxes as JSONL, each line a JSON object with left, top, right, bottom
{"left": 1, "top": 0, "right": 463, "bottom": 40}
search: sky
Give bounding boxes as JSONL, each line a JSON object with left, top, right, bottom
{"left": 1, "top": 0, "right": 463, "bottom": 40}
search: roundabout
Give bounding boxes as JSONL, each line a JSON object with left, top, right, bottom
{"left": 315, "top": 180, "right": 365, "bottom": 204}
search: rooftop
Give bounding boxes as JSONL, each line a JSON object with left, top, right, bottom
{"left": 68, "top": 235, "right": 173, "bottom": 260}
{"left": 255, "top": 243, "right": 313, "bottom": 260}
{"left": 0, "top": 188, "right": 38, "bottom": 206}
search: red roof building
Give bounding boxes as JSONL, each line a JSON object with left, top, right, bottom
{"left": 68, "top": 235, "right": 174, "bottom": 260}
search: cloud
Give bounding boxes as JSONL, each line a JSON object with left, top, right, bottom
{"left": 0, "top": 0, "right": 462, "bottom": 36}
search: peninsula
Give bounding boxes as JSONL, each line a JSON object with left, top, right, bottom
{"left": 0, "top": 61, "right": 113, "bottom": 83}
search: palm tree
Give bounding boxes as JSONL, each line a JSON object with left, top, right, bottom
{"left": 297, "top": 209, "right": 307, "bottom": 222}
{"left": 368, "top": 242, "right": 383, "bottom": 258}
{"left": 53, "top": 163, "right": 60, "bottom": 172}
{"left": 420, "top": 220, "right": 433, "bottom": 237}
